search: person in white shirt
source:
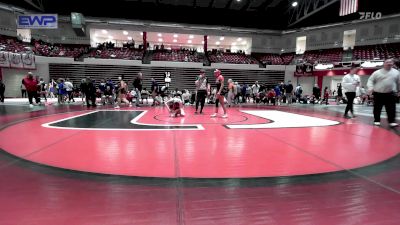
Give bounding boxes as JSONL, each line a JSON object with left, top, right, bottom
{"left": 64, "top": 79, "right": 74, "bottom": 103}
{"left": 252, "top": 81, "right": 260, "bottom": 103}
{"left": 342, "top": 66, "right": 360, "bottom": 118}
{"left": 367, "top": 59, "right": 400, "bottom": 127}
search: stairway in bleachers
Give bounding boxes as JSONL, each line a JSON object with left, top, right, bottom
{"left": 49, "top": 64, "right": 285, "bottom": 91}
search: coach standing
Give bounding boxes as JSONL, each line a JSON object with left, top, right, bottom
{"left": 23, "top": 72, "right": 39, "bottom": 107}
{"left": 367, "top": 59, "right": 400, "bottom": 127}
{"left": 342, "top": 66, "right": 360, "bottom": 118}
{"left": 133, "top": 72, "right": 143, "bottom": 107}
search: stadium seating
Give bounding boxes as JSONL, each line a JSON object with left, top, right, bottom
{"left": 152, "top": 49, "right": 203, "bottom": 62}
{"left": 208, "top": 51, "right": 258, "bottom": 64}
{"left": 353, "top": 43, "right": 400, "bottom": 60}
{"left": 88, "top": 48, "right": 143, "bottom": 60}
{"left": 0, "top": 35, "right": 29, "bottom": 53}
{"left": 32, "top": 40, "right": 89, "bottom": 58}
{"left": 302, "top": 48, "right": 343, "bottom": 64}
{"left": 253, "top": 53, "right": 295, "bottom": 65}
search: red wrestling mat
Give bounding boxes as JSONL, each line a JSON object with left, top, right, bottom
{"left": 1, "top": 107, "right": 399, "bottom": 178}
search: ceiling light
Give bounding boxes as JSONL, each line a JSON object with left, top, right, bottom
{"left": 188, "top": 40, "right": 192, "bottom": 43}
{"left": 158, "top": 33, "right": 162, "bottom": 37}
{"left": 108, "top": 36, "right": 113, "bottom": 39}
{"left": 158, "top": 38, "right": 163, "bottom": 42}
{"left": 94, "top": 33, "right": 98, "bottom": 37}
{"left": 127, "top": 36, "right": 132, "bottom": 40}
{"left": 237, "top": 38, "right": 242, "bottom": 41}
{"left": 173, "top": 34, "right": 178, "bottom": 38}
{"left": 201, "top": 41, "right": 204, "bottom": 44}
{"left": 292, "top": 1, "right": 298, "bottom": 7}
{"left": 232, "top": 42, "right": 236, "bottom": 45}
{"left": 220, "top": 37, "right": 224, "bottom": 41}
{"left": 236, "top": 0, "right": 241, "bottom": 2}
{"left": 101, "top": 30, "right": 108, "bottom": 34}
{"left": 140, "top": 32, "right": 143, "bottom": 36}
{"left": 173, "top": 39, "right": 177, "bottom": 43}
{"left": 216, "top": 41, "right": 220, "bottom": 45}
{"left": 242, "top": 41, "right": 247, "bottom": 45}
{"left": 189, "top": 35, "right": 194, "bottom": 39}
{"left": 123, "top": 31, "right": 128, "bottom": 35}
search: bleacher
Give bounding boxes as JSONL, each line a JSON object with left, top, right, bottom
{"left": 208, "top": 51, "right": 258, "bottom": 64}
{"left": 152, "top": 49, "right": 203, "bottom": 62}
{"left": 88, "top": 48, "right": 143, "bottom": 60}
{"left": 33, "top": 41, "right": 89, "bottom": 58}
{"left": 0, "top": 35, "right": 30, "bottom": 53}
{"left": 253, "top": 53, "right": 295, "bottom": 65}
{"left": 302, "top": 48, "right": 343, "bottom": 64}
{"left": 353, "top": 43, "right": 400, "bottom": 60}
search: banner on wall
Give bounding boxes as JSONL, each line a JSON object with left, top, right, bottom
{"left": 0, "top": 52, "right": 10, "bottom": 67}
{"left": 294, "top": 63, "right": 313, "bottom": 76}
{"left": 22, "top": 53, "right": 36, "bottom": 69}
{"left": 9, "top": 53, "right": 23, "bottom": 68}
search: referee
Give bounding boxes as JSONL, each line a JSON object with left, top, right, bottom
{"left": 367, "top": 59, "right": 400, "bottom": 127}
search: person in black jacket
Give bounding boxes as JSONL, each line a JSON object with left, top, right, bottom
{"left": 285, "top": 81, "right": 294, "bottom": 104}
{"left": 82, "top": 77, "right": 96, "bottom": 107}
{"left": 0, "top": 79, "right": 5, "bottom": 103}
{"left": 133, "top": 72, "right": 143, "bottom": 107}
{"left": 150, "top": 78, "right": 158, "bottom": 106}
{"left": 312, "top": 84, "right": 321, "bottom": 104}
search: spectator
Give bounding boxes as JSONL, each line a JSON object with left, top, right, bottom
{"left": 22, "top": 72, "right": 39, "bottom": 107}
{"left": 21, "top": 83, "right": 27, "bottom": 98}
{"left": 64, "top": 78, "right": 74, "bottom": 103}
{"left": 150, "top": 78, "right": 158, "bottom": 106}
{"left": 274, "top": 84, "right": 282, "bottom": 105}
{"left": 252, "top": 81, "right": 260, "bottom": 103}
{"left": 359, "top": 86, "right": 367, "bottom": 104}
{"left": 101, "top": 85, "right": 114, "bottom": 105}
{"left": 312, "top": 84, "right": 321, "bottom": 103}
{"left": 234, "top": 82, "right": 240, "bottom": 104}
{"left": 367, "top": 59, "right": 400, "bottom": 127}
{"left": 0, "top": 79, "right": 5, "bottom": 103}
{"left": 37, "top": 78, "right": 47, "bottom": 102}
{"left": 285, "top": 81, "right": 294, "bottom": 104}
{"left": 295, "top": 84, "right": 303, "bottom": 102}
{"left": 182, "top": 90, "right": 191, "bottom": 105}
{"left": 227, "top": 79, "right": 235, "bottom": 107}
{"left": 321, "top": 86, "right": 329, "bottom": 105}
{"left": 141, "top": 88, "right": 150, "bottom": 104}
{"left": 195, "top": 69, "right": 209, "bottom": 114}
{"left": 241, "top": 84, "right": 247, "bottom": 103}
{"left": 80, "top": 79, "right": 87, "bottom": 104}
{"left": 83, "top": 77, "right": 96, "bottom": 107}
{"left": 57, "top": 79, "right": 66, "bottom": 105}
{"left": 133, "top": 72, "right": 143, "bottom": 107}
{"left": 267, "top": 88, "right": 276, "bottom": 105}
{"left": 342, "top": 66, "right": 360, "bottom": 118}
{"left": 336, "top": 83, "right": 343, "bottom": 105}
{"left": 244, "top": 85, "right": 251, "bottom": 102}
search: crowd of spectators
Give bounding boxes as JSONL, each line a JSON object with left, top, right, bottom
{"left": 152, "top": 48, "right": 203, "bottom": 62}
{"left": 208, "top": 50, "right": 258, "bottom": 64}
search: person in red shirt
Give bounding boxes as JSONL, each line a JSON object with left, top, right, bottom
{"left": 211, "top": 69, "right": 227, "bottom": 118}
{"left": 22, "top": 72, "right": 39, "bottom": 106}
{"left": 321, "top": 86, "right": 330, "bottom": 105}
{"left": 267, "top": 88, "right": 276, "bottom": 105}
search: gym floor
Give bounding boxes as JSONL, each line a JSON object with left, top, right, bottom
{"left": 1, "top": 100, "right": 400, "bottom": 225}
